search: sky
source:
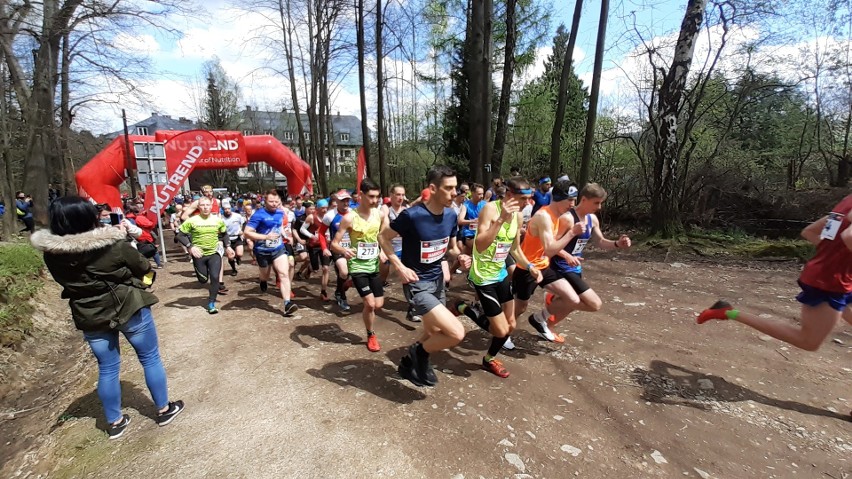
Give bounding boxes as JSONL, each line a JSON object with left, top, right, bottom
{"left": 74, "top": 0, "right": 839, "bottom": 135}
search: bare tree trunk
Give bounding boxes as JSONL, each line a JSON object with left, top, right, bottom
{"left": 549, "top": 0, "right": 583, "bottom": 179}
{"left": 279, "top": 0, "right": 309, "bottom": 162}
{"left": 466, "top": 0, "right": 485, "bottom": 184}
{"left": 356, "top": 0, "right": 371, "bottom": 176}
{"left": 490, "top": 0, "right": 517, "bottom": 178}
{"left": 481, "top": 0, "right": 493, "bottom": 184}
{"left": 651, "top": 0, "right": 707, "bottom": 237}
{"left": 59, "top": 31, "right": 76, "bottom": 194}
{"left": 376, "top": 0, "right": 387, "bottom": 193}
{"left": 0, "top": 51, "right": 16, "bottom": 238}
{"left": 578, "top": 0, "right": 608, "bottom": 187}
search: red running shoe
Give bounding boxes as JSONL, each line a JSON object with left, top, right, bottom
{"left": 482, "top": 358, "right": 510, "bottom": 378}
{"left": 320, "top": 290, "right": 329, "bottom": 302}
{"left": 290, "top": 290, "right": 296, "bottom": 299}
{"left": 545, "top": 292, "right": 555, "bottom": 306}
{"left": 367, "top": 334, "right": 381, "bottom": 352}
{"left": 697, "top": 300, "right": 733, "bottom": 324}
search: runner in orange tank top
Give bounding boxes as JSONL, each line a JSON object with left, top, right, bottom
{"left": 511, "top": 180, "right": 586, "bottom": 343}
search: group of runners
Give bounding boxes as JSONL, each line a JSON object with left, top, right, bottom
{"left": 170, "top": 167, "right": 636, "bottom": 387}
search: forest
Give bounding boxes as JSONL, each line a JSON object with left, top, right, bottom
{"left": 0, "top": 0, "right": 850, "bottom": 240}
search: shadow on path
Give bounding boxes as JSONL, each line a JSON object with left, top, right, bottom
{"left": 290, "top": 323, "right": 363, "bottom": 349}
{"left": 632, "top": 360, "right": 850, "bottom": 422}
{"left": 307, "top": 359, "right": 426, "bottom": 404}
{"left": 52, "top": 381, "right": 156, "bottom": 433}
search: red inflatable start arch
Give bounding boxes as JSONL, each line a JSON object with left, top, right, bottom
{"left": 76, "top": 129, "right": 313, "bottom": 222}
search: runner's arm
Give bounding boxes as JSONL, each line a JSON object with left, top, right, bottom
{"left": 590, "top": 215, "right": 630, "bottom": 250}
{"left": 509, "top": 212, "right": 537, "bottom": 272}
{"left": 539, "top": 214, "right": 579, "bottom": 257}
{"left": 553, "top": 213, "right": 579, "bottom": 261}
{"left": 473, "top": 202, "right": 498, "bottom": 253}
{"left": 330, "top": 214, "right": 353, "bottom": 255}
{"left": 243, "top": 225, "right": 267, "bottom": 242}
{"left": 176, "top": 221, "right": 193, "bottom": 248}
{"left": 180, "top": 200, "right": 199, "bottom": 221}
{"left": 801, "top": 216, "right": 827, "bottom": 245}
{"left": 378, "top": 223, "right": 404, "bottom": 270}
{"left": 299, "top": 216, "right": 315, "bottom": 240}
{"left": 445, "top": 236, "right": 470, "bottom": 269}
{"left": 317, "top": 222, "right": 331, "bottom": 251}
{"left": 843, "top": 211, "right": 852, "bottom": 252}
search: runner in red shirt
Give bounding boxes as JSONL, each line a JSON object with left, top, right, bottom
{"left": 698, "top": 194, "right": 852, "bottom": 352}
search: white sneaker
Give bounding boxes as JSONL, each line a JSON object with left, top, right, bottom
{"left": 454, "top": 268, "right": 462, "bottom": 274}
{"left": 502, "top": 336, "right": 515, "bottom": 350}
{"left": 529, "top": 312, "right": 556, "bottom": 342}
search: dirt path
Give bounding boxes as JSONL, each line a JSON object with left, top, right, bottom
{"left": 2, "top": 251, "right": 851, "bottom": 478}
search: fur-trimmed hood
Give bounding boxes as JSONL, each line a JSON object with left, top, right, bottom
{"left": 31, "top": 226, "right": 127, "bottom": 254}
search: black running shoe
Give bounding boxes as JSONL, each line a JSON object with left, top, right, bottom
{"left": 260, "top": 281, "right": 268, "bottom": 293}
{"left": 336, "top": 292, "right": 350, "bottom": 312}
{"left": 406, "top": 310, "right": 422, "bottom": 323}
{"left": 107, "top": 414, "right": 131, "bottom": 439}
{"left": 284, "top": 301, "right": 298, "bottom": 317}
{"left": 397, "top": 356, "right": 425, "bottom": 387}
{"left": 407, "top": 343, "right": 437, "bottom": 386}
{"left": 157, "top": 400, "right": 185, "bottom": 426}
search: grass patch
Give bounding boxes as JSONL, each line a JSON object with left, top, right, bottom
{"left": 638, "top": 227, "right": 815, "bottom": 261}
{"left": 0, "top": 242, "right": 45, "bottom": 348}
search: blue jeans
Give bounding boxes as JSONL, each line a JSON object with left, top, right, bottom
{"left": 83, "top": 307, "right": 169, "bottom": 424}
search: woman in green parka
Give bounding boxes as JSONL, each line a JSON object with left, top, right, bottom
{"left": 31, "top": 197, "right": 184, "bottom": 439}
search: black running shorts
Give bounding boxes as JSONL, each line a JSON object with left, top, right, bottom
{"left": 473, "top": 275, "right": 513, "bottom": 317}
{"left": 352, "top": 272, "right": 384, "bottom": 298}
{"left": 511, "top": 266, "right": 561, "bottom": 301}
{"left": 559, "top": 271, "right": 591, "bottom": 295}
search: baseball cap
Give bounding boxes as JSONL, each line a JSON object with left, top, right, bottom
{"left": 316, "top": 199, "right": 329, "bottom": 208}
{"left": 551, "top": 180, "right": 578, "bottom": 202}
{"left": 332, "top": 189, "right": 351, "bottom": 200}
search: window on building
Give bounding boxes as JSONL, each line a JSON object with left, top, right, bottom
{"left": 283, "top": 131, "right": 294, "bottom": 141}
{"left": 304, "top": 132, "right": 311, "bottom": 141}
{"left": 243, "top": 130, "right": 253, "bottom": 136}
{"left": 340, "top": 133, "right": 350, "bottom": 142}
{"left": 344, "top": 149, "right": 353, "bottom": 158}
{"left": 136, "top": 126, "right": 149, "bottom": 135}
{"left": 264, "top": 130, "right": 274, "bottom": 136}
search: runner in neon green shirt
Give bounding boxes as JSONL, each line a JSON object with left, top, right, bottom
{"left": 176, "top": 197, "right": 231, "bottom": 314}
{"left": 453, "top": 177, "right": 540, "bottom": 378}
{"left": 332, "top": 178, "right": 387, "bottom": 353}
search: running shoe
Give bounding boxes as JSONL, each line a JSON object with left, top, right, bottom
{"left": 284, "top": 301, "right": 299, "bottom": 317}
{"left": 290, "top": 290, "right": 296, "bottom": 299}
{"left": 367, "top": 334, "right": 381, "bottom": 352}
{"left": 406, "top": 310, "right": 422, "bottom": 323}
{"left": 383, "top": 281, "right": 390, "bottom": 288}
{"left": 407, "top": 343, "right": 437, "bottom": 386}
{"left": 502, "top": 336, "right": 516, "bottom": 350}
{"left": 697, "top": 300, "right": 733, "bottom": 324}
{"left": 107, "top": 414, "right": 131, "bottom": 439}
{"left": 218, "top": 285, "right": 229, "bottom": 294}
{"left": 335, "top": 291, "right": 351, "bottom": 312}
{"left": 398, "top": 356, "right": 425, "bottom": 387}
{"left": 528, "top": 314, "right": 564, "bottom": 343}
{"left": 545, "top": 292, "right": 555, "bottom": 306}
{"left": 207, "top": 302, "right": 219, "bottom": 314}
{"left": 259, "top": 281, "right": 268, "bottom": 293}
{"left": 230, "top": 268, "right": 238, "bottom": 276}
{"left": 482, "top": 358, "right": 510, "bottom": 378}
{"left": 320, "top": 290, "right": 330, "bottom": 302}
{"left": 156, "top": 400, "right": 185, "bottom": 426}
{"left": 450, "top": 300, "right": 468, "bottom": 317}
{"left": 469, "top": 301, "right": 485, "bottom": 319}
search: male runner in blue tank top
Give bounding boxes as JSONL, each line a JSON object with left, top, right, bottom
{"left": 458, "top": 184, "right": 486, "bottom": 256}
{"left": 379, "top": 165, "right": 471, "bottom": 387}
{"left": 546, "top": 183, "right": 632, "bottom": 326}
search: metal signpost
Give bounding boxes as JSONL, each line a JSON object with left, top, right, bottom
{"left": 134, "top": 142, "right": 169, "bottom": 264}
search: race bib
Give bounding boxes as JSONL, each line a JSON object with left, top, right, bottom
{"left": 571, "top": 238, "right": 588, "bottom": 255}
{"left": 420, "top": 237, "right": 449, "bottom": 264}
{"left": 340, "top": 232, "right": 351, "bottom": 249}
{"left": 469, "top": 221, "right": 478, "bottom": 231}
{"left": 391, "top": 236, "right": 403, "bottom": 253}
{"left": 265, "top": 237, "right": 282, "bottom": 248}
{"left": 357, "top": 242, "right": 379, "bottom": 260}
{"left": 821, "top": 212, "right": 843, "bottom": 241}
{"left": 493, "top": 242, "right": 511, "bottom": 262}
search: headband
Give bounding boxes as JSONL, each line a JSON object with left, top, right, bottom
{"left": 539, "top": 177, "right": 551, "bottom": 184}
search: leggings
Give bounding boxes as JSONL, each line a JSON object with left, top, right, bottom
{"left": 192, "top": 254, "right": 222, "bottom": 302}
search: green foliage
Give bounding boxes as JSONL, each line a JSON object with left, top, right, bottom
{"left": 0, "top": 243, "right": 45, "bottom": 348}
{"left": 505, "top": 24, "right": 588, "bottom": 178}
{"left": 638, "top": 228, "right": 815, "bottom": 261}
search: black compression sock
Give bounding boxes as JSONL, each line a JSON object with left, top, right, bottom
{"left": 473, "top": 314, "right": 490, "bottom": 332}
{"left": 229, "top": 259, "right": 236, "bottom": 269}
{"left": 336, "top": 275, "right": 345, "bottom": 293}
{"left": 488, "top": 336, "right": 509, "bottom": 357}
{"left": 415, "top": 342, "right": 429, "bottom": 360}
